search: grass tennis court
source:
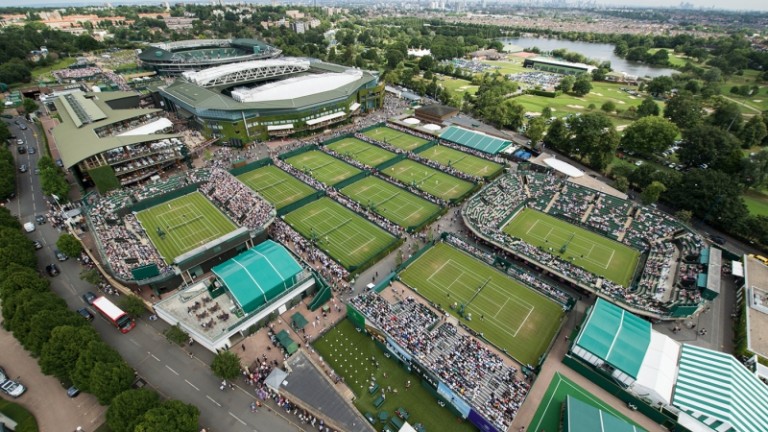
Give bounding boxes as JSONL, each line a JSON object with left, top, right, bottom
{"left": 417, "top": 145, "right": 504, "bottom": 179}
{"left": 399, "top": 243, "right": 565, "bottom": 365}
{"left": 341, "top": 176, "right": 441, "bottom": 229}
{"left": 236, "top": 165, "right": 316, "bottom": 210}
{"left": 383, "top": 159, "right": 474, "bottom": 201}
{"left": 284, "top": 150, "right": 361, "bottom": 186}
{"left": 363, "top": 126, "right": 429, "bottom": 151}
{"left": 327, "top": 137, "right": 397, "bottom": 167}
{"left": 314, "top": 320, "right": 476, "bottom": 432}
{"left": 528, "top": 372, "right": 641, "bottom": 432}
{"left": 283, "top": 197, "right": 396, "bottom": 270}
{"left": 136, "top": 192, "right": 236, "bottom": 263}
{"left": 503, "top": 209, "right": 639, "bottom": 287}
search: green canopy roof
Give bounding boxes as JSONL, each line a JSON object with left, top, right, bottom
{"left": 439, "top": 125, "right": 512, "bottom": 155}
{"left": 673, "top": 344, "right": 768, "bottom": 432}
{"left": 212, "top": 240, "right": 302, "bottom": 314}
{"left": 564, "top": 396, "right": 644, "bottom": 432}
{"left": 276, "top": 329, "right": 298, "bottom": 355}
{"left": 574, "top": 298, "right": 651, "bottom": 378}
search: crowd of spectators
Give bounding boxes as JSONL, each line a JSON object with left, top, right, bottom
{"left": 53, "top": 66, "right": 102, "bottom": 81}
{"left": 350, "top": 291, "right": 528, "bottom": 431}
{"left": 461, "top": 168, "right": 706, "bottom": 316}
{"left": 201, "top": 168, "right": 275, "bottom": 230}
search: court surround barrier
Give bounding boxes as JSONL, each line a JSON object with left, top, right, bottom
{"left": 228, "top": 157, "right": 273, "bottom": 177}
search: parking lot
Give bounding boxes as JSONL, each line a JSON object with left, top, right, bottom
{"left": 0, "top": 328, "right": 106, "bottom": 432}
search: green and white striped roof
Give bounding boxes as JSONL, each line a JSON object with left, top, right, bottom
{"left": 564, "top": 395, "right": 645, "bottom": 432}
{"left": 673, "top": 344, "right": 768, "bottom": 432}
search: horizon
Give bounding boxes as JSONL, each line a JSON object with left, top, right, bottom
{"left": 0, "top": 0, "right": 767, "bottom": 13}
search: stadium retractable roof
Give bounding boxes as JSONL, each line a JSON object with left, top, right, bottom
{"left": 212, "top": 241, "right": 302, "bottom": 314}
{"left": 183, "top": 58, "right": 311, "bottom": 87}
{"left": 573, "top": 298, "right": 651, "bottom": 379}
{"left": 673, "top": 344, "right": 768, "bottom": 432}
{"left": 564, "top": 396, "right": 645, "bottom": 432}
{"left": 439, "top": 125, "right": 512, "bottom": 154}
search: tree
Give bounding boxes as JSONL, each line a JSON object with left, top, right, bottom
{"left": 637, "top": 97, "right": 660, "bottom": 118}
{"left": 739, "top": 116, "right": 768, "bottom": 148}
{"left": 56, "top": 233, "right": 83, "bottom": 258}
{"left": 40, "top": 325, "right": 99, "bottom": 383}
{"left": 107, "top": 389, "right": 161, "bottom": 432}
{"left": 210, "top": 351, "right": 241, "bottom": 381}
{"left": 39, "top": 164, "right": 70, "bottom": 201}
{"left": 75, "top": 34, "right": 100, "bottom": 51}
{"left": 678, "top": 125, "right": 742, "bottom": 173}
{"left": 543, "top": 118, "right": 570, "bottom": 153}
{"left": 118, "top": 295, "right": 147, "bottom": 318}
{"left": 0, "top": 227, "right": 38, "bottom": 271}
{"left": 164, "top": 324, "right": 189, "bottom": 346}
{"left": 385, "top": 49, "right": 403, "bottom": 69}
{"left": 709, "top": 99, "right": 743, "bottom": 132}
{"left": 567, "top": 112, "right": 619, "bottom": 170}
{"left": 620, "top": 116, "right": 679, "bottom": 157}
{"left": 90, "top": 360, "right": 135, "bottom": 404}
{"left": 571, "top": 74, "right": 592, "bottom": 96}
{"left": 675, "top": 210, "right": 693, "bottom": 224}
{"left": 72, "top": 340, "right": 123, "bottom": 390}
{"left": 557, "top": 75, "right": 574, "bottom": 93}
{"left": 525, "top": 116, "right": 547, "bottom": 145}
{"left": 641, "top": 181, "right": 666, "bottom": 205}
{"left": 739, "top": 150, "right": 768, "bottom": 187}
{"left": 418, "top": 55, "right": 434, "bottom": 71}
{"left": 664, "top": 169, "right": 747, "bottom": 228}
{"left": 24, "top": 308, "right": 85, "bottom": 357}
{"left": 600, "top": 101, "right": 616, "bottom": 113}
{"left": 664, "top": 93, "right": 703, "bottom": 128}
{"left": 80, "top": 268, "right": 102, "bottom": 286}
{"left": 134, "top": 400, "right": 200, "bottom": 432}
{"left": 541, "top": 106, "right": 553, "bottom": 119}
{"left": 21, "top": 98, "right": 38, "bottom": 115}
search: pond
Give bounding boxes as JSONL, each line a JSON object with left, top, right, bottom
{"left": 499, "top": 37, "right": 678, "bottom": 78}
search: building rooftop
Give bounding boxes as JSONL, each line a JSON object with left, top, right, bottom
{"left": 745, "top": 255, "right": 768, "bottom": 359}
{"left": 529, "top": 56, "right": 596, "bottom": 71}
{"left": 52, "top": 91, "right": 180, "bottom": 169}
{"left": 232, "top": 70, "right": 363, "bottom": 103}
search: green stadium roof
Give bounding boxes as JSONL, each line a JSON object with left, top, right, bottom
{"left": 574, "top": 298, "right": 651, "bottom": 379}
{"left": 439, "top": 125, "right": 512, "bottom": 154}
{"left": 52, "top": 91, "right": 180, "bottom": 169}
{"left": 564, "top": 396, "right": 644, "bottom": 432}
{"left": 673, "top": 344, "right": 768, "bottom": 432}
{"left": 212, "top": 240, "right": 303, "bottom": 314}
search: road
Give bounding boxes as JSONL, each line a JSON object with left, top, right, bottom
{"left": 4, "top": 117, "right": 304, "bottom": 432}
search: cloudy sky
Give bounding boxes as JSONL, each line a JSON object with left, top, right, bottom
{"left": 1, "top": 0, "right": 767, "bottom": 12}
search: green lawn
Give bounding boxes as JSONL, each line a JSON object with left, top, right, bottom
{"left": 437, "top": 76, "right": 479, "bottom": 95}
{"left": 744, "top": 190, "right": 768, "bottom": 217}
{"left": 382, "top": 159, "right": 474, "bottom": 201}
{"left": 314, "top": 319, "right": 477, "bottom": 432}
{"left": 417, "top": 145, "right": 504, "bottom": 179}
{"left": 503, "top": 209, "right": 639, "bottom": 287}
{"left": 135, "top": 192, "right": 236, "bottom": 263}
{"left": 327, "top": 137, "right": 398, "bottom": 167}
{"left": 528, "top": 372, "right": 641, "bottom": 432}
{"left": 283, "top": 197, "right": 397, "bottom": 270}
{"left": 720, "top": 69, "right": 768, "bottom": 113}
{"left": 647, "top": 48, "right": 690, "bottom": 67}
{"left": 284, "top": 150, "right": 361, "bottom": 186}
{"left": 363, "top": 126, "right": 430, "bottom": 151}
{"left": 0, "top": 399, "right": 38, "bottom": 432}
{"left": 341, "top": 176, "right": 441, "bottom": 229}
{"left": 399, "top": 242, "right": 565, "bottom": 365}
{"left": 237, "top": 165, "right": 316, "bottom": 210}
{"left": 32, "top": 57, "right": 77, "bottom": 80}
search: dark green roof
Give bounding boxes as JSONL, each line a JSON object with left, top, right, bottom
{"left": 564, "top": 396, "right": 644, "bottom": 432}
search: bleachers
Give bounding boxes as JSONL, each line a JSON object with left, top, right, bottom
{"left": 439, "top": 126, "right": 513, "bottom": 155}
{"left": 585, "top": 193, "right": 631, "bottom": 240}
{"left": 548, "top": 183, "right": 593, "bottom": 219}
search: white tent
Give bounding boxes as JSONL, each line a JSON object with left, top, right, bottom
{"left": 543, "top": 158, "right": 584, "bottom": 178}
{"left": 264, "top": 368, "right": 288, "bottom": 392}
{"left": 632, "top": 331, "right": 680, "bottom": 407}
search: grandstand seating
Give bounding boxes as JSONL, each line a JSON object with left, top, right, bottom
{"left": 439, "top": 126, "right": 513, "bottom": 155}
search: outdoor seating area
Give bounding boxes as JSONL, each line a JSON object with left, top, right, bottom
{"left": 586, "top": 193, "right": 631, "bottom": 240}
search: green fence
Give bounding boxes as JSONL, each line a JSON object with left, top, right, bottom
{"left": 321, "top": 133, "right": 354, "bottom": 147}
{"left": 277, "top": 190, "right": 326, "bottom": 216}
{"left": 349, "top": 237, "right": 403, "bottom": 276}
{"left": 128, "top": 184, "right": 198, "bottom": 213}
{"left": 332, "top": 170, "right": 370, "bottom": 189}
{"left": 278, "top": 145, "right": 316, "bottom": 160}
{"left": 375, "top": 153, "right": 408, "bottom": 170}
{"left": 407, "top": 206, "right": 446, "bottom": 233}
{"left": 412, "top": 140, "right": 439, "bottom": 154}
{"left": 228, "top": 157, "right": 273, "bottom": 177}
{"left": 358, "top": 122, "right": 387, "bottom": 134}
{"left": 395, "top": 239, "right": 438, "bottom": 273}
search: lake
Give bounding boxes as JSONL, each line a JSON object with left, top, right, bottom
{"left": 499, "top": 37, "right": 678, "bottom": 78}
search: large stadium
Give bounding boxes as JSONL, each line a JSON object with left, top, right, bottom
{"left": 157, "top": 57, "right": 385, "bottom": 141}
{"left": 138, "top": 38, "right": 282, "bottom": 75}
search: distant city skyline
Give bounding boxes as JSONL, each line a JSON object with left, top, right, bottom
{"left": 0, "top": 0, "right": 767, "bottom": 12}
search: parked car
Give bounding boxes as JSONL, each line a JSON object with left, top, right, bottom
{"left": 66, "top": 385, "right": 81, "bottom": 398}
{"left": 19, "top": 164, "right": 27, "bottom": 173}
{"left": 82, "top": 291, "right": 97, "bottom": 305}
{"left": 77, "top": 307, "right": 94, "bottom": 322}
{"left": 28, "top": 146, "right": 35, "bottom": 154}
{"left": 45, "top": 263, "right": 60, "bottom": 277}
{"left": 35, "top": 214, "right": 46, "bottom": 224}
{"left": 18, "top": 124, "right": 27, "bottom": 130}
{"left": 17, "top": 145, "right": 25, "bottom": 154}
{"left": 55, "top": 250, "right": 68, "bottom": 261}
{"left": 32, "top": 240, "right": 43, "bottom": 250}
{"left": 0, "top": 367, "right": 26, "bottom": 398}
{"left": 56, "top": 159, "right": 64, "bottom": 167}
{"left": 23, "top": 222, "right": 35, "bottom": 232}
{"left": 710, "top": 235, "right": 726, "bottom": 245}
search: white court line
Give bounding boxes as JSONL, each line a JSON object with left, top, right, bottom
{"left": 524, "top": 218, "right": 614, "bottom": 269}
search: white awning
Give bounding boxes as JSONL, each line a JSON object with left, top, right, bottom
{"left": 267, "top": 124, "right": 293, "bottom": 131}
{"left": 633, "top": 331, "right": 680, "bottom": 406}
{"left": 306, "top": 111, "right": 345, "bottom": 126}
{"left": 350, "top": 102, "right": 361, "bottom": 111}
{"left": 403, "top": 117, "right": 421, "bottom": 125}
{"left": 423, "top": 124, "right": 441, "bottom": 131}
{"left": 118, "top": 118, "right": 173, "bottom": 136}
{"left": 732, "top": 260, "right": 744, "bottom": 277}
{"left": 543, "top": 157, "right": 585, "bottom": 178}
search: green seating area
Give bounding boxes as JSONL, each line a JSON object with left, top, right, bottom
{"left": 391, "top": 415, "right": 405, "bottom": 429}
{"left": 369, "top": 383, "right": 380, "bottom": 394}
{"left": 365, "top": 412, "right": 376, "bottom": 424}
{"left": 374, "top": 394, "right": 386, "bottom": 408}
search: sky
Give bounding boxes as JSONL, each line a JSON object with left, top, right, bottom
{"left": 0, "top": 0, "right": 766, "bottom": 12}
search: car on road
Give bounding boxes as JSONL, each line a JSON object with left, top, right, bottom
{"left": 82, "top": 291, "right": 97, "bottom": 305}
{"left": 66, "top": 385, "right": 80, "bottom": 398}
{"left": 19, "top": 164, "right": 27, "bottom": 173}
{"left": 56, "top": 159, "right": 64, "bottom": 167}
{"left": 16, "top": 139, "right": 23, "bottom": 145}
{"left": 23, "top": 222, "right": 35, "bottom": 232}
{"left": 77, "top": 307, "right": 94, "bottom": 322}
{"left": 17, "top": 145, "right": 25, "bottom": 154}
{"left": 28, "top": 146, "right": 35, "bottom": 154}
{"left": 710, "top": 235, "right": 726, "bottom": 245}
{"left": 18, "top": 124, "right": 27, "bottom": 130}
{"left": 45, "top": 263, "right": 60, "bottom": 277}
{"left": 32, "top": 241, "right": 43, "bottom": 250}
{"left": 55, "top": 250, "right": 68, "bottom": 261}
{"left": 35, "top": 214, "right": 46, "bottom": 224}
{"left": 0, "top": 366, "right": 26, "bottom": 398}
